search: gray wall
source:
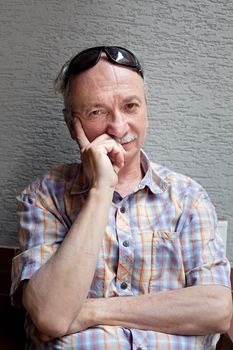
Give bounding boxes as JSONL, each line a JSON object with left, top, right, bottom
{"left": 1, "top": 0, "right": 233, "bottom": 264}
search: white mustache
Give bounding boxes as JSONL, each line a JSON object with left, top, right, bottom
{"left": 114, "top": 134, "right": 137, "bottom": 144}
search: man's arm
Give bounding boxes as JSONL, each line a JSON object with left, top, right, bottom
{"left": 22, "top": 119, "right": 125, "bottom": 337}
{"left": 68, "top": 284, "right": 232, "bottom": 336}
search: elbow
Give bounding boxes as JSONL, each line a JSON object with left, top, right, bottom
{"left": 213, "top": 293, "right": 232, "bottom": 334}
{"left": 23, "top": 283, "right": 76, "bottom": 338}
{"left": 216, "top": 313, "right": 232, "bottom": 335}
{"left": 23, "top": 290, "right": 72, "bottom": 338}
{"left": 25, "top": 303, "right": 71, "bottom": 338}
{"left": 32, "top": 313, "right": 71, "bottom": 338}
{"left": 218, "top": 307, "right": 232, "bottom": 334}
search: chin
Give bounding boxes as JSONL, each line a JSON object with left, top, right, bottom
{"left": 124, "top": 146, "right": 141, "bottom": 163}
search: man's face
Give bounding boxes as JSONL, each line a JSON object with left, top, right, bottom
{"left": 66, "top": 58, "right": 148, "bottom": 166}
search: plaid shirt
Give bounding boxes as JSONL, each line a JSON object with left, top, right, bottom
{"left": 11, "top": 150, "right": 230, "bottom": 350}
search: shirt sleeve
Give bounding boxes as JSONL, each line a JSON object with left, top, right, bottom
{"left": 180, "top": 188, "right": 231, "bottom": 288}
{"left": 11, "top": 178, "right": 69, "bottom": 306}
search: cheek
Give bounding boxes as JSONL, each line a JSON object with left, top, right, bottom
{"left": 135, "top": 114, "right": 148, "bottom": 137}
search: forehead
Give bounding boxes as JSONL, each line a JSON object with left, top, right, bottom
{"left": 68, "top": 59, "right": 145, "bottom": 102}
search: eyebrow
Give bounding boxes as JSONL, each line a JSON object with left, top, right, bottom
{"left": 71, "top": 104, "right": 104, "bottom": 115}
{"left": 123, "top": 95, "right": 142, "bottom": 103}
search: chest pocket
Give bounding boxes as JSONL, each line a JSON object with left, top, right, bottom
{"left": 149, "top": 231, "right": 186, "bottom": 292}
{"left": 131, "top": 230, "right": 185, "bottom": 293}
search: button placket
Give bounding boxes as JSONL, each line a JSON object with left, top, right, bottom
{"left": 116, "top": 202, "right": 133, "bottom": 294}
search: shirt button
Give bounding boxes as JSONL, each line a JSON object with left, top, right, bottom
{"left": 120, "top": 206, "right": 126, "bottom": 213}
{"left": 120, "top": 282, "right": 128, "bottom": 290}
{"left": 123, "top": 240, "right": 129, "bottom": 247}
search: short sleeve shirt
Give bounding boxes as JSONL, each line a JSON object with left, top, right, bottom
{"left": 11, "top": 150, "right": 231, "bottom": 349}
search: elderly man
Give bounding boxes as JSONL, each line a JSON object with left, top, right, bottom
{"left": 11, "top": 46, "right": 231, "bottom": 349}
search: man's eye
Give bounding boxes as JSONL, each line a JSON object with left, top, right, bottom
{"left": 92, "top": 110, "right": 101, "bottom": 115}
{"left": 126, "top": 103, "right": 138, "bottom": 111}
{"left": 90, "top": 110, "right": 103, "bottom": 117}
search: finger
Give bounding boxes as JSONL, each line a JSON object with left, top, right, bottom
{"left": 73, "top": 118, "right": 90, "bottom": 149}
{"left": 113, "top": 148, "right": 125, "bottom": 170}
{"left": 90, "top": 133, "right": 117, "bottom": 146}
{"left": 110, "top": 151, "right": 125, "bottom": 172}
{"left": 98, "top": 140, "right": 125, "bottom": 169}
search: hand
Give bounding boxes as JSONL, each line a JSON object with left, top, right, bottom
{"left": 73, "top": 118, "right": 125, "bottom": 190}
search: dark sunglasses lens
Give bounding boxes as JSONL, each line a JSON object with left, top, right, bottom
{"left": 107, "top": 47, "right": 137, "bottom": 67}
{"left": 69, "top": 49, "right": 100, "bottom": 74}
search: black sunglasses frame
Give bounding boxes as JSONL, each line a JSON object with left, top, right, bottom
{"left": 64, "top": 46, "right": 143, "bottom": 87}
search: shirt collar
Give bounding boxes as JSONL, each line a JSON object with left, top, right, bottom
{"left": 137, "top": 149, "right": 169, "bottom": 194}
{"left": 69, "top": 149, "right": 169, "bottom": 195}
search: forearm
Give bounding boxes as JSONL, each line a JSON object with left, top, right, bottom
{"left": 69, "top": 285, "right": 232, "bottom": 336}
{"left": 23, "top": 187, "right": 113, "bottom": 337}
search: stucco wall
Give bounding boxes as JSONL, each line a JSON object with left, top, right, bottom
{"left": 1, "top": 0, "right": 233, "bottom": 264}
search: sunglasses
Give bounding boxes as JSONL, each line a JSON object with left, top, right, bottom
{"left": 64, "top": 46, "right": 143, "bottom": 87}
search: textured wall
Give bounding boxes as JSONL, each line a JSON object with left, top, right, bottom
{"left": 1, "top": 0, "right": 233, "bottom": 264}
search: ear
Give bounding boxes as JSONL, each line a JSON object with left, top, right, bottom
{"left": 63, "top": 109, "right": 76, "bottom": 140}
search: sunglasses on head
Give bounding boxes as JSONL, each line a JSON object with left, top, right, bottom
{"left": 64, "top": 46, "right": 143, "bottom": 87}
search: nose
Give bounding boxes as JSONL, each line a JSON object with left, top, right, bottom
{"left": 106, "top": 109, "right": 129, "bottom": 138}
